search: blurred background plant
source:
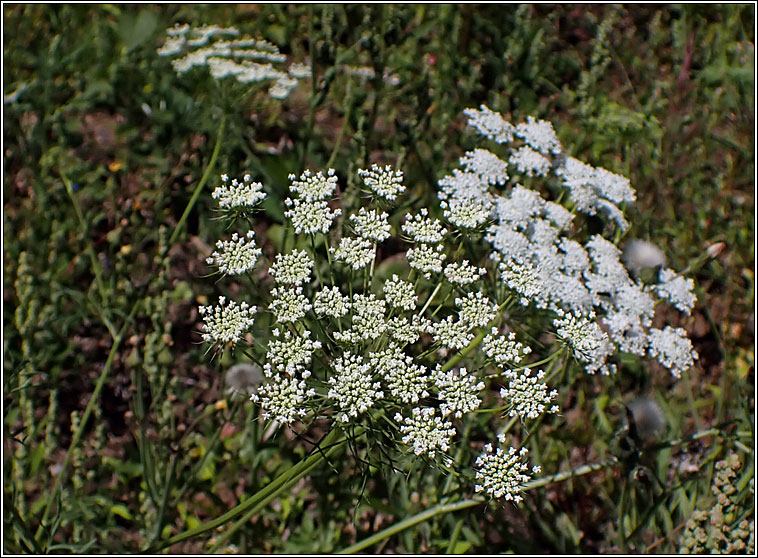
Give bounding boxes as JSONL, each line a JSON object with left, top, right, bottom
{"left": 3, "top": 3, "right": 753, "bottom": 553}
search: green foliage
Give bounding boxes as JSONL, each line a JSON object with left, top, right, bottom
{"left": 3, "top": 3, "right": 753, "bottom": 554}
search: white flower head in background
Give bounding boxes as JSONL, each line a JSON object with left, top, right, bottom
{"left": 158, "top": 22, "right": 308, "bottom": 99}
{"left": 623, "top": 239, "right": 666, "bottom": 273}
{"left": 225, "top": 362, "right": 265, "bottom": 395}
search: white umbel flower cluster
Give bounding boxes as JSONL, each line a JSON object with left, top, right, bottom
{"left": 288, "top": 168, "right": 338, "bottom": 201}
{"left": 351, "top": 207, "right": 391, "bottom": 242}
{"left": 460, "top": 148, "right": 510, "bottom": 186}
{"left": 656, "top": 268, "right": 696, "bottom": 315}
{"left": 212, "top": 173, "right": 267, "bottom": 211}
{"left": 207, "top": 231, "right": 262, "bottom": 275}
{"left": 370, "top": 344, "right": 429, "bottom": 404}
{"left": 158, "top": 23, "right": 306, "bottom": 99}
{"left": 509, "top": 146, "right": 551, "bottom": 177}
{"left": 440, "top": 196, "right": 492, "bottom": 230}
{"left": 285, "top": 198, "right": 341, "bottom": 235}
{"left": 515, "top": 116, "right": 562, "bottom": 155}
{"left": 383, "top": 275, "right": 417, "bottom": 311}
{"left": 313, "top": 286, "right": 351, "bottom": 318}
{"left": 500, "top": 368, "right": 559, "bottom": 420}
{"left": 395, "top": 407, "right": 456, "bottom": 459}
{"left": 269, "top": 249, "right": 313, "bottom": 286}
{"left": 456, "top": 292, "right": 497, "bottom": 329}
{"left": 553, "top": 309, "right": 615, "bottom": 375}
{"left": 434, "top": 366, "right": 485, "bottom": 418}
{"left": 334, "top": 294, "right": 388, "bottom": 343}
{"left": 387, "top": 315, "right": 430, "bottom": 345}
{"left": 499, "top": 260, "right": 544, "bottom": 307}
{"left": 444, "top": 261, "right": 486, "bottom": 285}
{"left": 252, "top": 373, "right": 314, "bottom": 424}
{"left": 482, "top": 329, "right": 532, "bottom": 370}
{"left": 428, "top": 316, "right": 473, "bottom": 350}
{"left": 358, "top": 164, "right": 406, "bottom": 201}
{"left": 474, "top": 436, "right": 538, "bottom": 502}
{"left": 407, "top": 244, "right": 446, "bottom": 279}
{"left": 463, "top": 105, "right": 515, "bottom": 144}
{"left": 269, "top": 286, "right": 311, "bottom": 323}
{"left": 402, "top": 209, "right": 448, "bottom": 243}
{"left": 198, "top": 297, "right": 256, "bottom": 346}
{"left": 266, "top": 328, "right": 322, "bottom": 376}
{"left": 331, "top": 237, "right": 375, "bottom": 270}
{"left": 648, "top": 326, "right": 698, "bottom": 378}
{"left": 328, "top": 353, "right": 384, "bottom": 422}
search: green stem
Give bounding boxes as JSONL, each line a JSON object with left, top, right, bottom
{"left": 167, "top": 114, "right": 227, "bottom": 250}
{"left": 326, "top": 80, "right": 353, "bottom": 170}
{"left": 418, "top": 282, "right": 442, "bottom": 317}
{"left": 337, "top": 499, "right": 483, "bottom": 554}
{"left": 62, "top": 171, "right": 111, "bottom": 312}
{"left": 150, "top": 454, "right": 178, "bottom": 545}
{"left": 338, "top": 452, "right": 626, "bottom": 554}
{"left": 35, "top": 301, "right": 140, "bottom": 542}
{"left": 148, "top": 427, "right": 347, "bottom": 551}
{"left": 522, "top": 457, "right": 619, "bottom": 490}
{"left": 207, "top": 432, "right": 344, "bottom": 553}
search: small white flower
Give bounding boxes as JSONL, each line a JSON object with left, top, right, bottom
{"left": 456, "top": 292, "right": 496, "bottom": 329}
{"left": 266, "top": 329, "right": 322, "bottom": 376}
{"left": 269, "top": 249, "right": 313, "bottom": 285}
{"left": 350, "top": 207, "right": 391, "bottom": 242}
{"left": 284, "top": 198, "right": 341, "bottom": 235}
{"left": 358, "top": 164, "right": 405, "bottom": 201}
{"left": 515, "top": 116, "right": 562, "bottom": 155}
{"left": 402, "top": 209, "right": 447, "bottom": 244}
{"left": 206, "top": 231, "right": 262, "bottom": 275}
{"left": 313, "top": 286, "right": 351, "bottom": 318}
{"left": 328, "top": 353, "right": 384, "bottom": 423}
{"left": 288, "top": 62, "right": 312, "bottom": 79}
{"left": 331, "top": 237, "right": 375, "bottom": 270}
{"left": 212, "top": 173, "right": 267, "bottom": 210}
{"left": 383, "top": 275, "right": 417, "bottom": 311}
{"left": 441, "top": 196, "right": 492, "bottom": 229}
{"left": 434, "top": 366, "right": 484, "bottom": 418}
{"left": 407, "top": 244, "right": 446, "bottom": 279}
{"left": 269, "top": 76, "right": 298, "bottom": 99}
{"left": 482, "top": 329, "right": 532, "bottom": 372}
{"left": 500, "top": 368, "right": 559, "bottom": 420}
{"left": 509, "top": 145, "right": 551, "bottom": 177}
{"left": 463, "top": 105, "right": 516, "bottom": 144}
{"left": 648, "top": 326, "right": 698, "bottom": 378}
{"left": 198, "top": 297, "right": 256, "bottom": 346}
{"left": 474, "top": 437, "right": 534, "bottom": 502}
{"left": 395, "top": 407, "right": 456, "bottom": 458}
{"left": 553, "top": 309, "right": 616, "bottom": 375}
{"left": 499, "top": 260, "right": 544, "bottom": 306}
{"left": 428, "top": 316, "right": 473, "bottom": 350}
{"left": 253, "top": 372, "right": 314, "bottom": 424}
{"left": 459, "top": 149, "right": 509, "bottom": 186}
{"left": 387, "top": 315, "right": 430, "bottom": 345}
{"left": 288, "top": 168, "right": 338, "bottom": 202}
{"left": 444, "top": 261, "right": 486, "bottom": 285}
{"left": 656, "top": 268, "right": 696, "bottom": 315}
{"left": 370, "top": 344, "right": 429, "bottom": 404}
{"left": 350, "top": 293, "right": 388, "bottom": 340}
{"left": 269, "top": 286, "right": 312, "bottom": 323}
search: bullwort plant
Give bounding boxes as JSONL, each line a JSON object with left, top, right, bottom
{"left": 173, "top": 105, "right": 702, "bottom": 551}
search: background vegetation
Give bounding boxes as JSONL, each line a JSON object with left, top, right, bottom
{"left": 3, "top": 4, "right": 754, "bottom": 553}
